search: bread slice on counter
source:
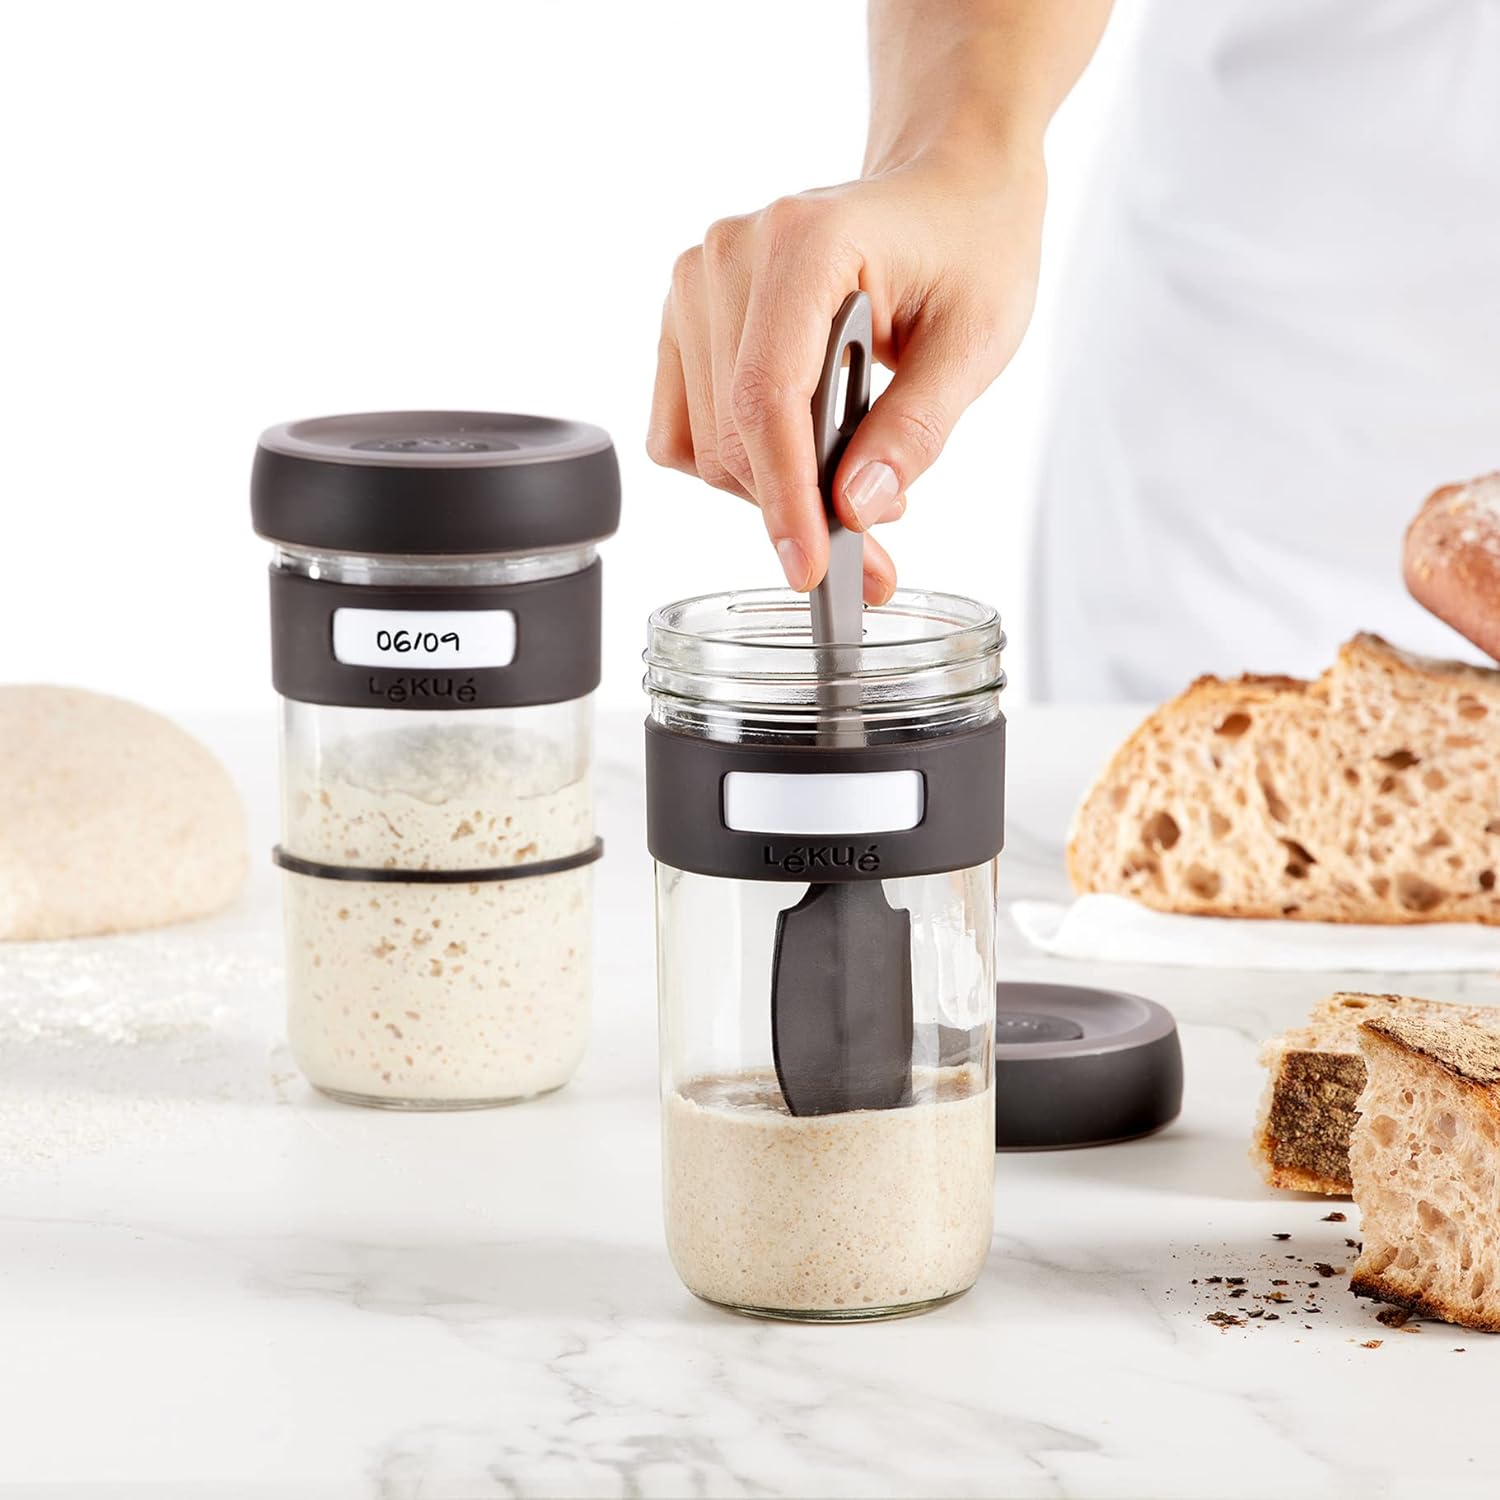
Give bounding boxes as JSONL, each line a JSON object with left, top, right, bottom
{"left": 1068, "top": 633, "right": 1500, "bottom": 924}
{"left": 1349, "top": 1013, "right": 1500, "bottom": 1331}
{"left": 1404, "top": 472, "right": 1500, "bottom": 665}
{"left": 1253, "top": 992, "right": 1499, "bottom": 1195}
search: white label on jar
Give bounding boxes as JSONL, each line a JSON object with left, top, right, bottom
{"left": 331, "top": 608, "right": 517, "bottom": 669}
{"left": 722, "top": 770, "right": 925, "bottom": 835}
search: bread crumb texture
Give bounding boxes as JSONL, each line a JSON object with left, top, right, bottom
{"left": 1252, "top": 993, "right": 1500, "bottom": 1195}
{"left": 1350, "top": 1015, "right": 1500, "bottom": 1331}
{"left": 1068, "top": 634, "right": 1500, "bottom": 923}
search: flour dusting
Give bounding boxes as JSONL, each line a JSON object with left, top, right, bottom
{"left": 1448, "top": 474, "right": 1500, "bottom": 559}
{"left": 0, "top": 925, "right": 283, "bottom": 1172}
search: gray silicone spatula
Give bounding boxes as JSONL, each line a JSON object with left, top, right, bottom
{"left": 770, "top": 291, "right": 914, "bottom": 1117}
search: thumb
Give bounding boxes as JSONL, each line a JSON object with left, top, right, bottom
{"left": 831, "top": 309, "right": 997, "bottom": 533}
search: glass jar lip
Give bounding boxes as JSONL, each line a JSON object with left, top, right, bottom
{"left": 273, "top": 541, "right": 593, "bottom": 566}
{"left": 646, "top": 587, "right": 1002, "bottom": 669}
{"left": 271, "top": 540, "right": 596, "bottom": 587}
{"left": 645, "top": 588, "right": 1004, "bottom": 734}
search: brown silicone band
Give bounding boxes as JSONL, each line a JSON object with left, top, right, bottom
{"left": 271, "top": 838, "right": 603, "bottom": 884}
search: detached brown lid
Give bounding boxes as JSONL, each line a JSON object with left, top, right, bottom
{"left": 994, "top": 982, "right": 1183, "bottom": 1150}
{"left": 251, "top": 411, "right": 620, "bottom": 556}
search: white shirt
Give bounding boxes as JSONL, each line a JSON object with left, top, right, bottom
{"left": 1028, "top": 0, "right": 1500, "bottom": 702}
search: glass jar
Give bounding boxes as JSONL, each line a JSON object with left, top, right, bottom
{"left": 251, "top": 411, "right": 619, "bottom": 1108}
{"left": 645, "top": 588, "right": 1006, "bottom": 1321}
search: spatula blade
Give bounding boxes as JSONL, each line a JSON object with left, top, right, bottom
{"left": 771, "top": 881, "right": 914, "bottom": 1116}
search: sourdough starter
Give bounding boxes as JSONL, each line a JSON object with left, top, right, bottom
{"left": 283, "top": 724, "right": 591, "bottom": 1104}
{"left": 664, "top": 1064, "right": 994, "bottom": 1315}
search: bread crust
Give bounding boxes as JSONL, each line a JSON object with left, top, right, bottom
{"left": 1348, "top": 1272, "right": 1500, "bottom": 1334}
{"left": 1068, "top": 634, "right": 1500, "bottom": 924}
{"left": 1263, "top": 1162, "right": 1351, "bottom": 1196}
{"left": 1404, "top": 474, "right": 1500, "bottom": 665}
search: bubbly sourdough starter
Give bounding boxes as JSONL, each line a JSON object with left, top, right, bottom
{"left": 282, "top": 725, "right": 591, "bottom": 1105}
{"left": 664, "top": 1064, "right": 994, "bottom": 1316}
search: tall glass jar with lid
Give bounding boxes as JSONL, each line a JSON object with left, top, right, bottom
{"left": 252, "top": 411, "right": 619, "bottom": 1108}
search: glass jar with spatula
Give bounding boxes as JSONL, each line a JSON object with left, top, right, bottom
{"left": 644, "top": 292, "right": 1006, "bottom": 1322}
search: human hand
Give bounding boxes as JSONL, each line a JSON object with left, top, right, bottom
{"left": 647, "top": 153, "right": 1046, "bottom": 601}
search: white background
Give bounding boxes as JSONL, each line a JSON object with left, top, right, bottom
{"left": 0, "top": 0, "right": 1141, "bottom": 718}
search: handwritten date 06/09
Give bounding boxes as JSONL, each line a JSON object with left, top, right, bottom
{"left": 375, "top": 628, "right": 461, "bottom": 655}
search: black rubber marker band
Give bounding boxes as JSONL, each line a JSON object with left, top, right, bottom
{"left": 271, "top": 838, "right": 603, "bottom": 884}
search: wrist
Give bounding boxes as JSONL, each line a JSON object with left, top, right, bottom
{"left": 864, "top": 127, "right": 1046, "bottom": 202}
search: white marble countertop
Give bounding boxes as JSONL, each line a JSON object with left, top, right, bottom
{"left": 5, "top": 705, "right": 1500, "bottom": 1500}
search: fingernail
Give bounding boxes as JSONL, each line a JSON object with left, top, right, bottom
{"left": 776, "top": 537, "right": 811, "bottom": 590}
{"left": 844, "top": 462, "right": 901, "bottom": 529}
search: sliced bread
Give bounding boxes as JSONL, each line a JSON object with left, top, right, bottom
{"left": 1253, "top": 992, "right": 1499, "bottom": 1195}
{"left": 1068, "top": 634, "right": 1500, "bottom": 923}
{"left": 1349, "top": 1013, "right": 1500, "bottom": 1330}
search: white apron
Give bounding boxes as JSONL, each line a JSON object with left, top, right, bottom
{"left": 1028, "top": 0, "right": 1500, "bottom": 702}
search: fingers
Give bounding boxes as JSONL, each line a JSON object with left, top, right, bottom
{"left": 831, "top": 297, "right": 1004, "bottom": 534}
{"left": 862, "top": 531, "right": 897, "bottom": 606}
{"left": 672, "top": 248, "right": 748, "bottom": 498}
{"left": 732, "top": 201, "right": 863, "bottom": 590}
{"left": 702, "top": 217, "right": 755, "bottom": 494}
{"left": 645, "top": 299, "right": 694, "bottom": 476}
{"left": 647, "top": 249, "right": 750, "bottom": 497}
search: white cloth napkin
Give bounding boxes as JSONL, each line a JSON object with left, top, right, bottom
{"left": 1010, "top": 894, "right": 1500, "bottom": 973}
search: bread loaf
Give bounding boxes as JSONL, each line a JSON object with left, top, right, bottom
{"left": 1253, "top": 992, "right": 1499, "bottom": 1195}
{"left": 1350, "top": 1013, "right": 1500, "bottom": 1330}
{"left": 1404, "top": 473, "right": 1500, "bottom": 664}
{"left": 1068, "top": 634, "right": 1500, "bottom": 923}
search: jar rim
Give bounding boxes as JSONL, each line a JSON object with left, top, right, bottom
{"left": 645, "top": 588, "right": 1005, "bottom": 738}
{"left": 646, "top": 587, "right": 1001, "bottom": 667}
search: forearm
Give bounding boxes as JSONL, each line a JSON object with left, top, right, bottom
{"left": 863, "top": 0, "right": 1113, "bottom": 175}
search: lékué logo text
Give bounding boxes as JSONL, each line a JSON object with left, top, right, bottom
{"left": 367, "top": 673, "right": 478, "bottom": 705}
{"left": 762, "top": 842, "right": 881, "bottom": 876}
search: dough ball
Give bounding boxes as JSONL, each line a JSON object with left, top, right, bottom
{"left": 0, "top": 686, "right": 247, "bottom": 940}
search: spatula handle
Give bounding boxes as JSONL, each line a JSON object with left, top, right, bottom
{"left": 809, "top": 291, "right": 873, "bottom": 649}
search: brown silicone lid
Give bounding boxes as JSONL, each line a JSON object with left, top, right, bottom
{"left": 251, "top": 410, "right": 620, "bottom": 556}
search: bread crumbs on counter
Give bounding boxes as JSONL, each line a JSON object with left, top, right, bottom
{"left": 1323, "top": 1212, "right": 1348, "bottom": 1222}
{"left": 1377, "top": 1307, "right": 1412, "bottom": 1329}
{"left": 1362, "top": 1339, "right": 1383, "bottom": 1349}
{"left": 1186, "top": 1215, "right": 1382, "bottom": 1335}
